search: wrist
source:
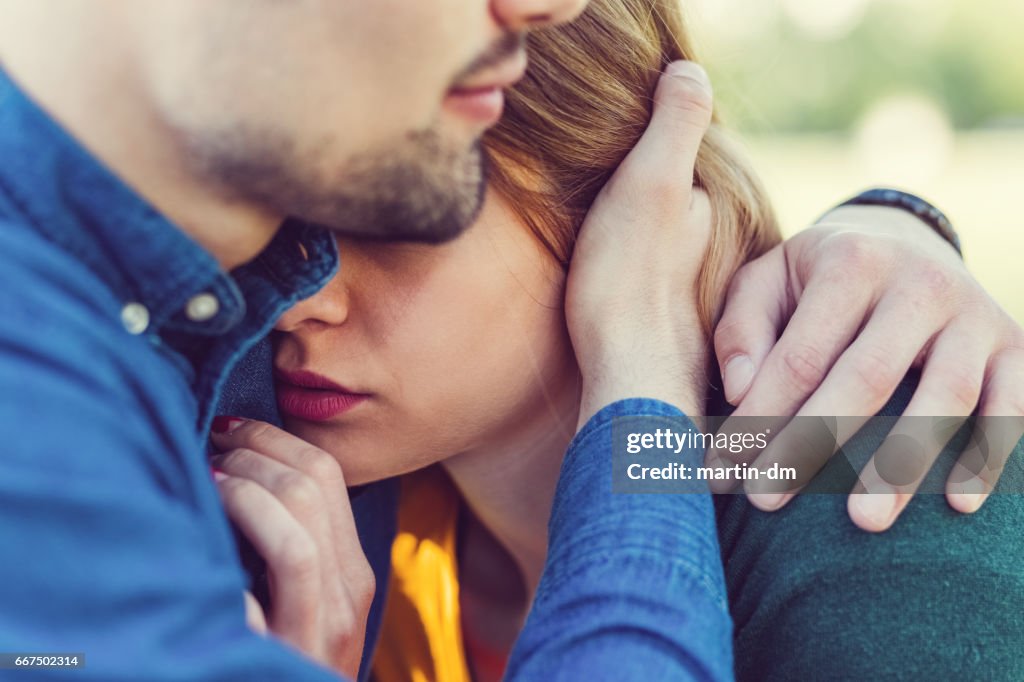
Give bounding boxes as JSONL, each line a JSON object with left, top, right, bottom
{"left": 569, "top": 305, "right": 707, "bottom": 430}
{"left": 815, "top": 204, "right": 964, "bottom": 262}
{"left": 829, "top": 188, "right": 962, "bottom": 256}
{"left": 578, "top": 368, "right": 703, "bottom": 431}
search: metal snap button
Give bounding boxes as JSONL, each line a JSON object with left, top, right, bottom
{"left": 185, "top": 292, "right": 220, "bottom": 322}
{"left": 121, "top": 302, "right": 150, "bottom": 335}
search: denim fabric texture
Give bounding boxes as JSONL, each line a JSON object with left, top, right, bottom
{"left": 508, "top": 398, "right": 734, "bottom": 682}
{"left": 0, "top": 66, "right": 348, "bottom": 681}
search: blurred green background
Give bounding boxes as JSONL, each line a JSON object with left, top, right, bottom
{"left": 687, "top": 0, "right": 1023, "bottom": 323}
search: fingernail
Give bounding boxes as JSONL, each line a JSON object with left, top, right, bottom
{"left": 723, "top": 355, "right": 755, "bottom": 404}
{"left": 951, "top": 475, "right": 987, "bottom": 513}
{"left": 666, "top": 60, "right": 709, "bottom": 85}
{"left": 210, "top": 467, "right": 229, "bottom": 483}
{"left": 211, "top": 416, "right": 247, "bottom": 434}
{"left": 850, "top": 490, "right": 898, "bottom": 530}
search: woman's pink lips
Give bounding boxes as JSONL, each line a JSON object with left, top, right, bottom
{"left": 274, "top": 369, "right": 369, "bottom": 422}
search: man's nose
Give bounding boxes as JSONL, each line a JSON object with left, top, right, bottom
{"left": 491, "top": 0, "right": 589, "bottom": 31}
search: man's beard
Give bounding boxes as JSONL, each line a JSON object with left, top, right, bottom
{"left": 188, "top": 125, "right": 487, "bottom": 244}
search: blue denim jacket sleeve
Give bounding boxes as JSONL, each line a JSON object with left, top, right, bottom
{"left": 507, "top": 399, "right": 734, "bottom": 682}
{"left": 0, "top": 230, "right": 343, "bottom": 681}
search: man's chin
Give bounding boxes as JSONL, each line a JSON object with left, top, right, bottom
{"left": 331, "top": 188, "right": 484, "bottom": 245}
{"left": 306, "top": 140, "right": 488, "bottom": 244}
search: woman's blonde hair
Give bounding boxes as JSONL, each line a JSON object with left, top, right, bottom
{"left": 485, "top": 0, "right": 781, "bottom": 336}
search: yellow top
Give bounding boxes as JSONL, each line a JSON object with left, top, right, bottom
{"left": 372, "top": 468, "right": 473, "bottom": 682}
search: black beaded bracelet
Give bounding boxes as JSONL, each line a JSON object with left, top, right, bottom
{"left": 837, "top": 188, "right": 962, "bottom": 257}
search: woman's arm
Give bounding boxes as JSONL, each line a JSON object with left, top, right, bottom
{"left": 511, "top": 63, "right": 734, "bottom": 680}
{"left": 508, "top": 400, "right": 733, "bottom": 682}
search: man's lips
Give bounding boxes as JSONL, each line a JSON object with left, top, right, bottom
{"left": 274, "top": 369, "right": 369, "bottom": 422}
{"left": 444, "top": 50, "right": 527, "bottom": 125}
{"left": 448, "top": 49, "right": 528, "bottom": 95}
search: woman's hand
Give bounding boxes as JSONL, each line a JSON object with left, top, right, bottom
{"left": 209, "top": 418, "right": 374, "bottom": 679}
{"left": 711, "top": 202, "right": 1024, "bottom": 530}
{"left": 566, "top": 61, "right": 715, "bottom": 426}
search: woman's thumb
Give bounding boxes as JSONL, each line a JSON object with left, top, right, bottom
{"left": 624, "top": 61, "right": 713, "bottom": 192}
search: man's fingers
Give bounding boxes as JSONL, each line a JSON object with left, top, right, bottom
{"left": 724, "top": 263, "right": 875, "bottom": 419}
{"left": 566, "top": 61, "right": 717, "bottom": 424}
{"left": 719, "top": 272, "right": 926, "bottom": 500}
{"left": 713, "top": 247, "right": 788, "bottom": 405}
{"left": 848, "top": 326, "right": 989, "bottom": 531}
{"left": 703, "top": 416, "right": 790, "bottom": 494}
{"left": 742, "top": 304, "right": 930, "bottom": 510}
{"left": 787, "top": 297, "right": 929, "bottom": 419}
{"left": 742, "top": 416, "right": 839, "bottom": 510}
{"left": 947, "top": 348, "right": 1024, "bottom": 513}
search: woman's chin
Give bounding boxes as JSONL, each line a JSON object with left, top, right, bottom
{"left": 282, "top": 421, "right": 448, "bottom": 486}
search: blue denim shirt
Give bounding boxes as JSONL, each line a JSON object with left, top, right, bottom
{"left": 0, "top": 68, "right": 347, "bottom": 681}
{"left": 0, "top": 64, "right": 733, "bottom": 681}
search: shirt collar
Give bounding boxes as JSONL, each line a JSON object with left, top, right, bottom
{"left": 0, "top": 66, "right": 337, "bottom": 344}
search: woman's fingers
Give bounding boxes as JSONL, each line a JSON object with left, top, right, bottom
{"left": 215, "top": 472, "right": 323, "bottom": 650}
{"left": 211, "top": 442, "right": 372, "bottom": 614}
{"left": 621, "top": 60, "right": 712, "bottom": 199}
{"left": 210, "top": 422, "right": 374, "bottom": 677}
{"left": 211, "top": 420, "right": 370, "bottom": 592}
{"left": 212, "top": 446, "right": 339, "bottom": 565}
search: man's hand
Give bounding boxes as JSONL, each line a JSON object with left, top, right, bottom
{"left": 566, "top": 61, "right": 715, "bottom": 427}
{"left": 710, "top": 203, "right": 1024, "bottom": 530}
{"left": 210, "top": 418, "right": 374, "bottom": 679}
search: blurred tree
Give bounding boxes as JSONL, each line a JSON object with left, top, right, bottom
{"left": 691, "top": 0, "right": 1024, "bottom": 133}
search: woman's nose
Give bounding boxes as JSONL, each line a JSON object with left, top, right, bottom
{"left": 274, "top": 275, "right": 350, "bottom": 333}
{"left": 491, "top": 0, "right": 588, "bottom": 30}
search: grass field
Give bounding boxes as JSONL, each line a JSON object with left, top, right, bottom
{"left": 744, "top": 130, "right": 1024, "bottom": 324}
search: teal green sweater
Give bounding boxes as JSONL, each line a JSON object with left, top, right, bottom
{"left": 715, "top": 373, "right": 1024, "bottom": 681}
